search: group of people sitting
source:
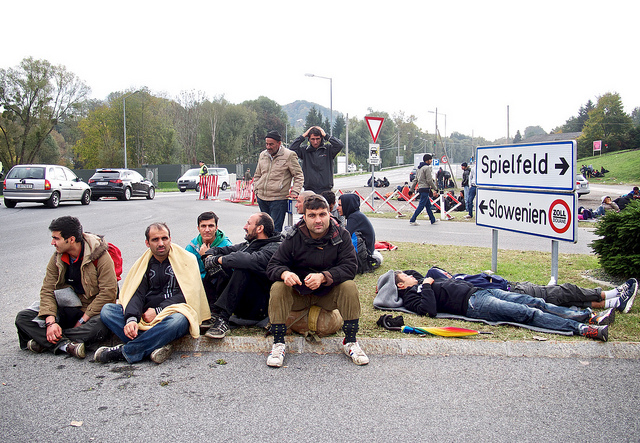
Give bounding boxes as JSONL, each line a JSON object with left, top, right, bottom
{"left": 15, "top": 190, "right": 383, "bottom": 367}
{"left": 579, "top": 187, "right": 639, "bottom": 220}
{"left": 580, "top": 164, "right": 608, "bottom": 178}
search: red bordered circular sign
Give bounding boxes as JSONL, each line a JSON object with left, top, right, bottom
{"left": 548, "top": 199, "right": 572, "bottom": 234}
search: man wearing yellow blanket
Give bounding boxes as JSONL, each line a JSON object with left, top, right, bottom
{"left": 95, "top": 223, "right": 210, "bottom": 364}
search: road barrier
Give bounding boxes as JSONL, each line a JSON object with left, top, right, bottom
{"left": 198, "top": 175, "right": 219, "bottom": 200}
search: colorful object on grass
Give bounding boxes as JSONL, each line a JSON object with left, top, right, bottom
{"left": 401, "top": 325, "right": 480, "bottom": 337}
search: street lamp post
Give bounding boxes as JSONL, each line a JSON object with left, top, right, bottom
{"left": 123, "top": 90, "right": 141, "bottom": 168}
{"left": 305, "top": 73, "right": 332, "bottom": 135}
{"left": 428, "top": 109, "right": 447, "bottom": 154}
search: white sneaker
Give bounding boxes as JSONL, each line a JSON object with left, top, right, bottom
{"left": 343, "top": 341, "right": 369, "bottom": 365}
{"left": 266, "top": 342, "right": 286, "bottom": 367}
{"left": 464, "top": 214, "right": 472, "bottom": 219}
{"left": 409, "top": 221, "right": 420, "bottom": 226}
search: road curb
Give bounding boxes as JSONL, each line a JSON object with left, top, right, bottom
{"left": 175, "top": 336, "right": 640, "bottom": 359}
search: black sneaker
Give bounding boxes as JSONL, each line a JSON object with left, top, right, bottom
{"left": 616, "top": 278, "right": 638, "bottom": 313}
{"left": 581, "top": 325, "right": 608, "bottom": 342}
{"left": 94, "top": 344, "right": 125, "bottom": 363}
{"left": 205, "top": 314, "right": 229, "bottom": 339}
{"left": 588, "top": 308, "right": 615, "bottom": 326}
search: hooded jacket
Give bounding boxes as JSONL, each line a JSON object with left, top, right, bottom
{"left": 410, "top": 161, "right": 436, "bottom": 193}
{"left": 39, "top": 233, "right": 118, "bottom": 319}
{"left": 290, "top": 134, "right": 344, "bottom": 193}
{"left": 400, "top": 277, "right": 477, "bottom": 317}
{"left": 266, "top": 217, "right": 356, "bottom": 296}
{"left": 185, "top": 229, "right": 233, "bottom": 278}
{"left": 339, "top": 193, "right": 376, "bottom": 255}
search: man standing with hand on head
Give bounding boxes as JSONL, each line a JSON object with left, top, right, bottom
{"left": 290, "top": 125, "right": 344, "bottom": 194}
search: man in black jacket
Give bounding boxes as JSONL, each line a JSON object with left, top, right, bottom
{"left": 394, "top": 272, "right": 611, "bottom": 341}
{"left": 265, "top": 194, "right": 368, "bottom": 367}
{"left": 290, "top": 126, "right": 344, "bottom": 194}
{"left": 202, "top": 213, "right": 281, "bottom": 339}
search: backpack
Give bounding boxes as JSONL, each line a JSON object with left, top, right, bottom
{"left": 94, "top": 242, "right": 123, "bottom": 281}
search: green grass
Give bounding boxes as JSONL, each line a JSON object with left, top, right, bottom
{"left": 230, "top": 243, "right": 639, "bottom": 342}
{"left": 157, "top": 182, "right": 179, "bottom": 192}
{"left": 578, "top": 149, "right": 640, "bottom": 185}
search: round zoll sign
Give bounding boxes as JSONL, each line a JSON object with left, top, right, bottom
{"left": 548, "top": 199, "right": 572, "bottom": 234}
{"left": 441, "top": 156, "right": 448, "bottom": 163}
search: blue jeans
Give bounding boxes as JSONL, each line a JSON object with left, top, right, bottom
{"left": 101, "top": 303, "right": 189, "bottom": 363}
{"left": 409, "top": 190, "right": 435, "bottom": 223}
{"left": 466, "top": 185, "right": 477, "bottom": 217}
{"left": 467, "top": 289, "right": 590, "bottom": 334}
{"left": 257, "top": 198, "right": 288, "bottom": 233}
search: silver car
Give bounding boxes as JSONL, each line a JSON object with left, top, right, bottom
{"left": 3, "top": 164, "right": 91, "bottom": 208}
{"left": 576, "top": 173, "right": 590, "bottom": 197}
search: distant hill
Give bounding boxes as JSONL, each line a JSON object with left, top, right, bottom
{"left": 282, "top": 100, "right": 343, "bottom": 128}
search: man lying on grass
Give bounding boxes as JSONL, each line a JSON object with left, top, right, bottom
{"left": 394, "top": 272, "right": 613, "bottom": 341}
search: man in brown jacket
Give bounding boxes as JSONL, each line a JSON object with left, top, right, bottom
{"left": 15, "top": 216, "right": 117, "bottom": 359}
{"left": 253, "top": 130, "right": 304, "bottom": 233}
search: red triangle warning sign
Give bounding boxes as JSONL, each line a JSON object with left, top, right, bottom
{"left": 365, "top": 116, "right": 384, "bottom": 143}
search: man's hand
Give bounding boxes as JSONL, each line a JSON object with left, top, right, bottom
{"left": 124, "top": 322, "right": 138, "bottom": 340}
{"left": 304, "top": 273, "right": 325, "bottom": 291}
{"left": 73, "top": 314, "right": 90, "bottom": 328}
{"left": 424, "top": 277, "right": 434, "bottom": 285}
{"left": 199, "top": 242, "right": 211, "bottom": 256}
{"left": 46, "top": 323, "right": 62, "bottom": 344}
{"left": 142, "top": 308, "right": 156, "bottom": 323}
{"left": 317, "top": 127, "right": 326, "bottom": 137}
{"left": 281, "top": 270, "right": 302, "bottom": 287}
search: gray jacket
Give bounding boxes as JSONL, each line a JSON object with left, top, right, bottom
{"left": 411, "top": 162, "right": 436, "bottom": 192}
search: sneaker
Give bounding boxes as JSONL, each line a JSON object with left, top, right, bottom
{"left": 588, "top": 308, "right": 615, "bottom": 326}
{"left": 431, "top": 219, "right": 439, "bottom": 225}
{"left": 266, "top": 342, "right": 286, "bottom": 367}
{"left": 150, "top": 344, "right": 173, "bottom": 364}
{"left": 409, "top": 221, "right": 420, "bottom": 226}
{"left": 205, "top": 314, "right": 229, "bottom": 339}
{"left": 581, "top": 325, "right": 608, "bottom": 342}
{"left": 66, "top": 341, "right": 86, "bottom": 359}
{"left": 199, "top": 318, "right": 213, "bottom": 334}
{"left": 616, "top": 278, "right": 638, "bottom": 313}
{"left": 27, "top": 339, "right": 45, "bottom": 354}
{"left": 94, "top": 344, "right": 125, "bottom": 363}
{"left": 464, "top": 214, "right": 472, "bottom": 219}
{"left": 343, "top": 341, "right": 369, "bottom": 365}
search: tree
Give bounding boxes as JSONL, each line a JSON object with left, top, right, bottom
{"left": 513, "top": 130, "right": 522, "bottom": 143}
{"left": 578, "top": 92, "right": 632, "bottom": 157}
{"left": 0, "top": 57, "right": 90, "bottom": 169}
{"left": 523, "top": 126, "right": 546, "bottom": 138}
{"left": 332, "top": 113, "right": 346, "bottom": 140}
{"left": 173, "top": 90, "right": 206, "bottom": 165}
{"left": 560, "top": 100, "right": 595, "bottom": 133}
{"left": 305, "top": 107, "right": 324, "bottom": 128}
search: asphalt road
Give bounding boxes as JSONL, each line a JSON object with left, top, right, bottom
{"left": 1, "top": 175, "right": 637, "bottom": 441}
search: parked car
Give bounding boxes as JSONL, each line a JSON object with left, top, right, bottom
{"left": 3, "top": 164, "right": 91, "bottom": 208}
{"left": 88, "top": 168, "right": 155, "bottom": 201}
{"left": 3, "top": 165, "right": 91, "bottom": 208}
{"left": 177, "top": 167, "right": 230, "bottom": 192}
{"left": 576, "top": 174, "right": 590, "bottom": 197}
{"left": 409, "top": 168, "right": 417, "bottom": 182}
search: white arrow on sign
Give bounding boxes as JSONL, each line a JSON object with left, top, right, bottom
{"left": 475, "top": 141, "right": 576, "bottom": 191}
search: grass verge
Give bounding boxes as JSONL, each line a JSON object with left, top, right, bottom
{"left": 231, "top": 242, "right": 639, "bottom": 342}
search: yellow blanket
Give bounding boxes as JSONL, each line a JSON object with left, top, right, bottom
{"left": 120, "top": 244, "right": 211, "bottom": 338}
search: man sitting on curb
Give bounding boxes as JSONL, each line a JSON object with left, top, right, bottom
{"left": 15, "top": 216, "right": 117, "bottom": 359}
{"left": 95, "top": 223, "right": 210, "bottom": 364}
{"left": 266, "top": 194, "right": 368, "bottom": 367}
{"left": 185, "top": 211, "right": 232, "bottom": 307}
{"left": 202, "top": 212, "right": 281, "bottom": 339}
{"left": 393, "top": 272, "right": 611, "bottom": 341}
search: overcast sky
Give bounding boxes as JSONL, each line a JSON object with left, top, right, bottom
{"left": 4, "top": 0, "right": 638, "bottom": 141}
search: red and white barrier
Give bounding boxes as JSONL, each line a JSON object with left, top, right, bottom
{"left": 198, "top": 175, "right": 219, "bottom": 200}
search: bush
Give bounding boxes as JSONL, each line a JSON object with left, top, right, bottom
{"left": 590, "top": 201, "right": 640, "bottom": 277}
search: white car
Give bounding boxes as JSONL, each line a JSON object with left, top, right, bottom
{"left": 3, "top": 164, "right": 91, "bottom": 208}
{"left": 576, "top": 174, "right": 590, "bottom": 197}
{"left": 177, "top": 167, "right": 230, "bottom": 192}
